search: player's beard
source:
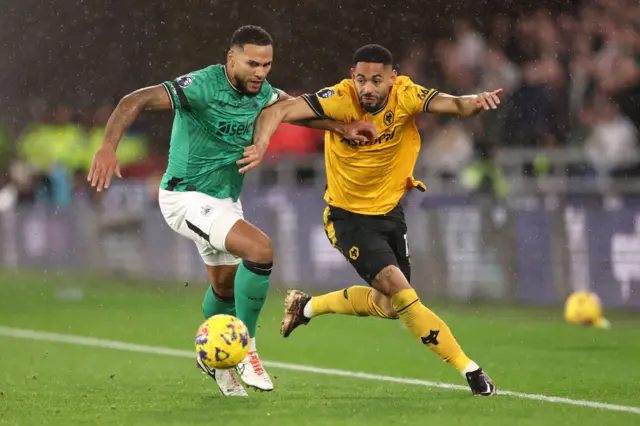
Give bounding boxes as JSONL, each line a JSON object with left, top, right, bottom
{"left": 359, "top": 94, "right": 385, "bottom": 113}
{"left": 234, "top": 76, "right": 261, "bottom": 97}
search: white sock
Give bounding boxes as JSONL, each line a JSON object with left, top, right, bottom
{"left": 250, "top": 337, "right": 256, "bottom": 352}
{"left": 303, "top": 298, "right": 315, "bottom": 318}
{"left": 460, "top": 361, "right": 480, "bottom": 377}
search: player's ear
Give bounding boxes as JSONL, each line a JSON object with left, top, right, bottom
{"left": 350, "top": 67, "right": 356, "bottom": 80}
{"left": 227, "top": 49, "right": 235, "bottom": 66}
{"left": 391, "top": 69, "right": 398, "bottom": 83}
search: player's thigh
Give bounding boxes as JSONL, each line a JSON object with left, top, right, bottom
{"left": 184, "top": 194, "right": 246, "bottom": 253}
{"left": 390, "top": 218, "right": 411, "bottom": 283}
{"left": 224, "top": 219, "right": 273, "bottom": 264}
{"left": 367, "top": 214, "right": 412, "bottom": 296}
{"left": 158, "top": 188, "right": 199, "bottom": 240}
{"left": 325, "top": 207, "right": 399, "bottom": 285}
{"left": 158, "top": 189, "right": 243, "bottom": 253}
{"left": 194, "top": 198, "right": 273, "bottom": 265}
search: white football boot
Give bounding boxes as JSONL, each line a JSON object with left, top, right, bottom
{"left": 196, "top": 356, "right": 248, "bottom": 397}
{"left": 236, "top": 351, "right": 274, "bottom": 391}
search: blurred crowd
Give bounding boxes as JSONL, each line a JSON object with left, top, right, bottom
{"left": 0, "top": 104, "right": 148, "bottom": 210}
{"left": 408, "top": 0, "right": 640, "bottom": 181}
{"left": 0, "top": 0, "right": 638, "bottom": 207}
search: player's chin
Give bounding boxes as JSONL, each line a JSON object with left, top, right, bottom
{"left": 246, "top": 81, "right": 263, "bottom": 93}
{"left": 361, "top": 100, "right": 380, "bottom": 113}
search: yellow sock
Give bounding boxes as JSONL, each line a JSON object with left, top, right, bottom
{"left": 311, "top": 286, "right": 392, "bottom": 319}
{"left": 391, "top": 288, "right": 472, "bottom": 372}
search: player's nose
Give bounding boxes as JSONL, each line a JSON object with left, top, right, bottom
{"left": 362, "top": 81, "right": 377, "bottom": 93}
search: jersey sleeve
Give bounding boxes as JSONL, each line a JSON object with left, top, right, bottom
{"left": 398, "top": 83, "right": 439, "bottom": 115}
{"left": 301, "top": 83, "right": 353, "bottom": 121}
{"left": 162, "top": 69, "right": 210, "bottom": 111}
{"left": 263, "top": 88, "right": 281, "bottom": 108}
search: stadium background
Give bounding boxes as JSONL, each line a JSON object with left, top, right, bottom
{"left": 1, "top": 1, "right": 640, "bottom": 424}
{"left": 1, "top": 0, "right": 638, "bottom": 309}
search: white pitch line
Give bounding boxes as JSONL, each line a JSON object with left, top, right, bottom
{"left": 1, "top": 326, "right": 639, "bottom": 415}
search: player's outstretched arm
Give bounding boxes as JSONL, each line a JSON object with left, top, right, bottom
{"left": 275, "top": 91, "right": 372, "bottom": 137}
{"left": 238, "top": 97, "right": 315, "bottom": 174}
{"left": 427, "top": 89, "right": 503, "bottom": 117}
{"left": 239, "top": 96, "right": 377, "bottom": 174}
{"left": 88, "top": 85, "right": 171, "bottom": 191}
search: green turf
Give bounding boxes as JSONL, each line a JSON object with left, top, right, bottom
{"left": 1, "top": 270, "right": 639, "bottom": 425}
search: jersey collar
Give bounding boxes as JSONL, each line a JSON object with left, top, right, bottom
{"left": 222, "top": 65, "right": 242, "bottom": 94}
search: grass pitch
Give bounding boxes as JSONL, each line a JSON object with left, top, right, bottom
{"left": 1, "top": 271, "right": 639, "bottom": 425}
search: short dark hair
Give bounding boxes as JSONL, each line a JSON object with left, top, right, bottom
{"left": 230, "top": 25, "right": 273, "bottom": 49}
{"left": 353, "top": 44, "right": 393, "bottom": 66}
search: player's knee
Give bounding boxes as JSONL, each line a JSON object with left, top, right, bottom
{"left": 372, "top": 265, "right": 411, "bottom": 298}
{"left": 214, "top": 275, "right": 235, "bottom": 299}
{"left": 206, "top": 265, "right": 236, "bottom": 299}
{"left": 371, "top": 288, "right": 399, "bottom": 319}
{"left": 382, "top": 305, "right": 399, "bottom": 319}
{"left": 212, "top": 283, "right": 234, "bottom": 300}
{"left": 378, "top": 299, "right": 399, "bottom": 319}
{"left": 245, "top": 236, "right": 273, "bottom": 265}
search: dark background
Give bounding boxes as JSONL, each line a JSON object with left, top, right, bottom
{"left": 0, "top": 0, "right": 582, "bottom": 135}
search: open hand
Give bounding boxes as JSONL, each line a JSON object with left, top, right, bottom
{"left": 87, "top": 146, "right": 121, "bottom": 191}
{"left": 475, "top": 89, "right": 503, "bottom": 111}
{"left": 237, "top": 145, "right": 265, "bottom": 174}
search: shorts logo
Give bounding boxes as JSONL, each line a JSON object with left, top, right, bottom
{"left": 384, "top": 110, "right": 394, "bottom": 126}
{"left": 201, "top": 205, "right": 212, "bottom": 216}
{"left": 349, "top": 246, "right": 359, "bottom": 260}
{"left": 317, "top": 88, "right": 335, "bottom": 99}
{"left": 177, "top": 76, "right": 194, "bottom": 88}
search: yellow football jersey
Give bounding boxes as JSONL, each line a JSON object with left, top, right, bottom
{"left": 302, "top": 76, "right": 438, "bottom": 215}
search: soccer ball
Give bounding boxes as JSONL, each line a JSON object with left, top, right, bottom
{"left": 195, "top": 314, "right": 250, "bottom": 369}
{"left": 564, "top": 291, "right": 610, "bottom": 329}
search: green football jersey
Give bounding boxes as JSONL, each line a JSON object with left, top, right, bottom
{"left": 160, "top": 64, "right": 279, "bottom": 201}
